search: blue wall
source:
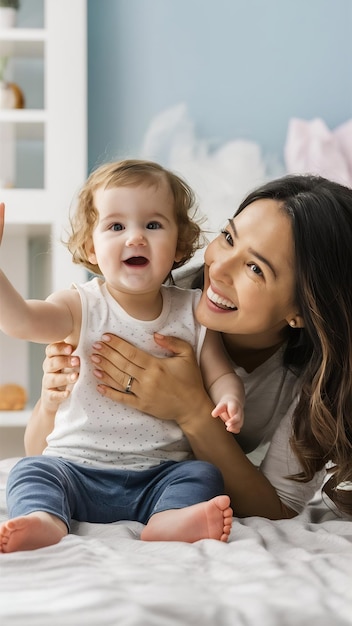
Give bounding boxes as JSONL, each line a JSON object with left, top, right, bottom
{"left": 87, "top": 0, "right": 352, "bottom": 172}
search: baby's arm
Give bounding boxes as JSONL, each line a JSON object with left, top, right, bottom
{"left": 200, "top": 329, "right": 245, "bottom": 434}
{"left": 209, "top": 373, "right": 245, "bottom": 434}
{"left": 0, "top": 202, "right": 80, "bottom": 344}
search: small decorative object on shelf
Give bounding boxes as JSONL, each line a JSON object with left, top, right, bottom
{"left": 0, "top": 0, "right": 19, "bottom": 29}
{"left": 0, "top": 56, "right": 24, "bottom": 108}
{"left": 0, "top": 383, "right": 27, "bottom": 410}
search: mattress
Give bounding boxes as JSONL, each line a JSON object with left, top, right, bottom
{"left": 0, "top": 457, "right": 351, "bottom": 626}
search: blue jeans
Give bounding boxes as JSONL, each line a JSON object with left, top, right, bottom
{"left": 6, "top": 456, "right": 224, "bottom": 531}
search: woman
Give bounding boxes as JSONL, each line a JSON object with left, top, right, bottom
{"left": 25, "top": 174, "right": 352, "bottom": 520}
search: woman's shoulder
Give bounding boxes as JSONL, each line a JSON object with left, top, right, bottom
{"left": 173, "top": 264, "right": 204, "bottom": 289}
{"left": 161, "top": 284, "right": 202, "bottom": 311}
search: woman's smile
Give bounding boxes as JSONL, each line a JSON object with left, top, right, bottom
{"left": 206, "top": 286, "right": 237, "bottom": 311}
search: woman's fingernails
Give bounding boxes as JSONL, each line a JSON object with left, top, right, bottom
{"left": 92, "top": 342, "right": 102, "bottom": 350}
{"left": 91, "top": 355, "right": 101, "bottom": 364}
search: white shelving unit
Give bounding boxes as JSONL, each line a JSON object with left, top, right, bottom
{"left": 0, "top": 1, "right": 87, "bottom": 456}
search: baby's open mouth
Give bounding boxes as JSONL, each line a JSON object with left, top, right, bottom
{"left": 124, "top": 257, "right": 149, "bottom": 267}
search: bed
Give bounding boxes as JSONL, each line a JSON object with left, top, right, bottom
{"left": 0, "top": 457, "right": 351, "bottom": 625}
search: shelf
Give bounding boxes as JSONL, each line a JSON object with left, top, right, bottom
{"left": 3, "top": 222, "right": 49, "bottom": 237}
{"left": 0, "top": 109, "right": 46, "bottom": 140}
{"left": 0, "top": 0, "right": 87, "bottom": 419}
{"left": 0, "top": 28, "right": 46, "bottom": 57}
{"left": 0, "top": 409, "right": 30, "bottom": 427}
{"left": 0, "top": 108, "right": 45, "bottom": 122}
{"left": 0, "top": 189, "right": 52, "bottom": 223}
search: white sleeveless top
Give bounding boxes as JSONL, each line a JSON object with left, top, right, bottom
{"left": 44, "top": 278, "right": 206, "bottom": 470}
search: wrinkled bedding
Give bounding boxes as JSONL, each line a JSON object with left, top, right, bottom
{"left": 0, "top": 457, "right": 351, "bottom": 626}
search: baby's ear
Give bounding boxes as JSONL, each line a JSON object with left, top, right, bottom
{"left": 174, "top": 248, "right": 184, "bottom": 263}
{"left": 85, "top": 238, "right": 97, "bottom": 264}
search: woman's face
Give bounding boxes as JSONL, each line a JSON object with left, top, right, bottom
{"left": 196, "top": 198, "right": 300, "bottom": 338}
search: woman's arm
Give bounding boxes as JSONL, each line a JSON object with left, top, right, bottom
{"left": 24, "top": 399, "right": 58, "bottom": 455}
{"left": 90, "top": 333, "right": 296, "bottom": 519}
{"left": 24, "top": 343, "right": 79, "bottom": 455}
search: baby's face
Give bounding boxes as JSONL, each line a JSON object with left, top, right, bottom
{"left": 86, "top": 181, "right": 181, "bottom": 299}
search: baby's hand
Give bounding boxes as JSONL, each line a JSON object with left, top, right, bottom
{"left": 0, "top": 202, "right": 5, "bottom": 246}
{"left": 211, "top": 397, "right": 244, "bottom": 434}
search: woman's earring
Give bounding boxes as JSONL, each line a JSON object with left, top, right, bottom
{"left": 289, "top": 320, "right": 296, "bottom": 327}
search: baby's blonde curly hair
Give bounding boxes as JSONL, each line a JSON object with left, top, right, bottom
{"left": 65, "top": 159, "right": 205, "bottom": 276}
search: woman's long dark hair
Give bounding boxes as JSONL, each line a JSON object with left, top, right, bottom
{"left": 235, "top": 174, "right": 352, "bottom": 516}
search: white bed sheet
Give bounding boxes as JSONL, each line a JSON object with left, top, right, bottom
{"left": 0, "top": 457, "right": 351, "bottom": 626}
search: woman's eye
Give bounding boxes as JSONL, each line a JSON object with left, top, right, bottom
{"left": 248, "top": 263, "right": 263, "bottom": 277}
{"left": 146, "top": 221, "right": 162, "bottom": 230}
{"left": 221, "top": 229, "right": 233, "bottom": 245}
{"left": 110, "top": 223, "right": 124, "bottom": 231}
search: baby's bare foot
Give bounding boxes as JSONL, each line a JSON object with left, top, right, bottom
{"left": 141, "top": 495, "right": 233, "bottom": 543}
{"left": 0, "top": 513, "right": 67, "bottom": 553}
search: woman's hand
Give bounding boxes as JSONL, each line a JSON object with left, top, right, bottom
{"left": 41, "top": 342, "right": 80, "bottom": 411}
{"left": 91, "top": 332, "right": 212, "bottom": 425}
{"left": 24, "top": 342, "right": 80, "bottom": 455}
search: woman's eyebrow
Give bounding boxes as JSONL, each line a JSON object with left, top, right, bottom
{"left": 228, "top": 217, "right": 277, "bottom": 278}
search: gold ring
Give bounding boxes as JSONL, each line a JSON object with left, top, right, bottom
{"left": 125, "top": 375, "right": 134, "bottom": 393}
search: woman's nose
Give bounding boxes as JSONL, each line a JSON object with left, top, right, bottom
{"left": 211, "top": 251, "right": 237, "bottom": 285}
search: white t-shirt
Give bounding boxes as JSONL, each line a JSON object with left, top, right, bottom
{"left": 44, "top": 278, "right": 206, "bottom": 470}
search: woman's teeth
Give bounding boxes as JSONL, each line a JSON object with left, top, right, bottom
{"left": 207, "top": 287, "right": 237, "bottom": 310}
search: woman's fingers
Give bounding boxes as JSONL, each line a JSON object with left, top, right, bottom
{"left": 43, "top": 371, "right": 78, "bottom": 390}
{"left": 43, "top": 342, "right": 79, "bottom": 375}
{"left": 45, "top": 341, "right": 73, "bottom": 358}
{"left": 42, "top": 342, "right": 79, "bottom": 406}
{"left": 91, "top": 336, "right": 154, "bottom": 394}
{"left": 92, "top": 335, "right": 148, "bottom": 373}
{"left": 43, "top": 387, "right": 70, "bottom": 404}
{"left": 92, "top": 333, "right": 194, "bottom": 375}
{"left": 91, "top": 355, "right": 130, "bottom": 392}
{"left": 96, "top": 382, "right": 141, "bottom": 408}
{"left": 43, "top": 354, "right": 76, "bottom": 374}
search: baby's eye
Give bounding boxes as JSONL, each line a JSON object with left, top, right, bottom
{"left": 146, "top": 221, "right": 162, "bottom": 230}
{"left": 110, "top": 223, "right": 124, "bottom": 231}
{"left": 248, "top": 263, "right": 263, "bottom": 277}
{"left": 221, "top": 229, "right": 233, "bottom": 246}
